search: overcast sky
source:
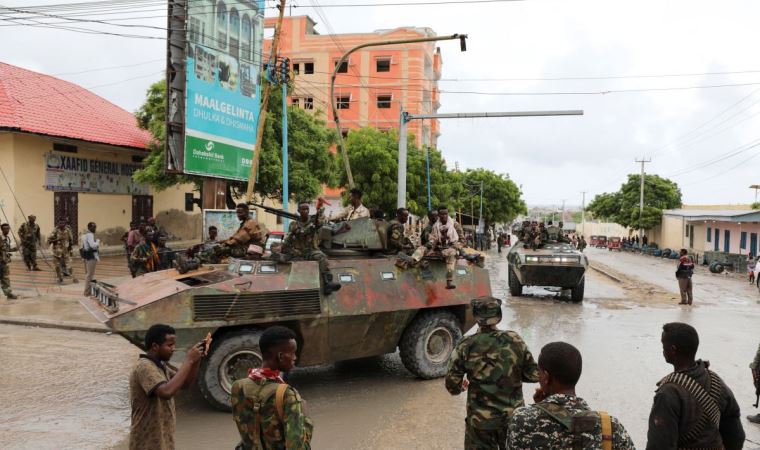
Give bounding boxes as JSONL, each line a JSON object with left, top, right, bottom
{"left": 4, "top": 0, "right": 760, "bottom": 208}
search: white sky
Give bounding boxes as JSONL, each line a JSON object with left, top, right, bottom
{"left": 3, "top": 0, "right": 760, "bottom": 208}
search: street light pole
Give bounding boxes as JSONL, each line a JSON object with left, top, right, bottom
{"left": 636, "top": 157, "right": 651, "bottom": 239}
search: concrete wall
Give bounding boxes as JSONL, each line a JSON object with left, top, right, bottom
{"left": 1, "top": 133, "right": 200, "bottom": 246}
{"left": 576, "top": 221, "right": 630, "bottom": 239}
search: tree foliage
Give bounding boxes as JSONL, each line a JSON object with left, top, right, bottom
{"left": 587, "top": 174, "right": 682, "bottom": 229}
{"left": 133, "top": 80, "right": 336, "bottom": 201}
{"left": 460, "top": 169, "right": 527, "bottom": 225}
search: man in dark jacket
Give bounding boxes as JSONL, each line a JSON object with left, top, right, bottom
{"left": 676, "top": 249, "right": 695, "bottom": 305}
{"left": 646, "top": 322, "right": 745, "bottom": 450}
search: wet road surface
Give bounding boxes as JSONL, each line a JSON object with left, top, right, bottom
{"left": 3, "top": 248, "right": 760, "bottom": 449}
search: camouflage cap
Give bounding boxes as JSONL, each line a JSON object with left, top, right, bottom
{"left": 471, "top": 296, "right": 502, "bottom": 325}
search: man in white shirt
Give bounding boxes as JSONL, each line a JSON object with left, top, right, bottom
{"left": 81, "top": 221, "right": 100, "bottom": 296}
{"left": 330, "top": 188, "right": 370, "bottom": 221}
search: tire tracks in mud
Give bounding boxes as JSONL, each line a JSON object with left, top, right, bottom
{"left": 589, "top": 261, "right": 680, "bottom": 306}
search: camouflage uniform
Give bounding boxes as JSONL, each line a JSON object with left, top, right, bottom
{"left": 748, "top": 345, "right": 760, "bottom": 423}
{"left": 445, "top": 296, "right": 539, "bottom": 450}
{"left": 131, "top": 241, "right": 160, "bottom": 277}
{"left": 386, "top": 219, "right": 412, "bottom": 254}
{"left": 17, "top": 221, "right": 41, "bottom": 270}
{"left": 216, "top": 218, "right": 268, "bottom": 259}
{"left": 420, "top": 223, "right": 434, "bottom": 247}
{"left": 507, "top": 394, "right": 635, "bottom": 449}
{"left": 279, "top": 216, "right": 329, "bottom": 274}
{"left": 47, "top": 227, "right": 74, "bottom": 282}
{"left": 231, "top": 377, "right": 313, "bottom": 450}
{"left": 412, "top": 219, "right": 463, "bottom": 282}
{"left": 1, "top": 233, "right": 17, "bottom": 298}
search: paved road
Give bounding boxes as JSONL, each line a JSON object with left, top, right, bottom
{"left": 2, "top": 248, "right": 760, "bottom": 449}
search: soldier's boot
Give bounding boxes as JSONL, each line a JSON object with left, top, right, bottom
{"left": 322, "top": 273, "right": 341, "bottom": 295}
{"left": 748, "top": 414, "right": 760, "bottom": 424}
{"left": 446, "top": 270, "right": 456, "bottom": 290}
{"left": 6, "top": 293, "right": 18, "bottom": 300}
{"left": 32, "top": 266, "right": 41, "bottom": 271}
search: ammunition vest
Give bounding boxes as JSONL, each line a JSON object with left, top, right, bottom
{"left": 659, "top": 370, "right": 723, "bottom": 449}
{"left": 535, "top": 403, "right": 613, "bottom": 450}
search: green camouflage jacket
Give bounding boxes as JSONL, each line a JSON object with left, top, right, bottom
{"left": 507, "top": 394, "right": 635, "bottom": 449}
{"left": 445, "top": 327, "right": 539, "bottom": 429}
{"left": 1, "top": 235, "right": 15, "bottom": 264}
{"left": 386, "top": 219, "right": 411, "bottom": 253}
{"left": 751, "top": 343, "right": 760, "bottom": 371}
{"left": 47, "top": 228, "right": 72, "bottom": 257}
{"left": 17, "top": 222, "right": 40, "bottom": 246}
{"left": 420, "top": 225, "right": 433, "bottom": 246}
{"left": 232, "top": 377, "right": 313, "bottom": 450}
{"left": 283, "top": 219, "right": 319, "bottom": 256}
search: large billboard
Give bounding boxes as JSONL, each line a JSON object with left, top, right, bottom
{"left": 166, "top": 0, "right": 265, "bottom": 180}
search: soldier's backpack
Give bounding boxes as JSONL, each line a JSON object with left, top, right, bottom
{"left": 234, "top": 380, "right": 289, "bottom": 450}
{"left": 535, "top": 403, "right": 613, "bottom": 450}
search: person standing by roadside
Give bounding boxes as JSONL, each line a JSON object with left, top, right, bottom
{"left": 80, "top": 222, "right": 100, "bottom": 296}
{"left": 676, "top": 249, "right": 694, "bottom": 305}
{"left": 122, "top": 221, "right": 136, "bottom": 270}
{"left": 748, "top": 343, "right": 760, "bottom": 424}
{"left": 507, "top": 342, "right": 635, "bottom": 449}
{"left": 132, "top": 231, "right": 160, "bottom": 277}
{"left": 1, "top": 223, "right": 18, "bottom": 299}
{"left": 445, "top": 296, "right": 539, "bottom": 449}
{"left": 48, "top": 219, "right": 76, "bottom": 284}
{"left": 127, "top": 222, "right": 146, "bottom": 277}
{"left": 129, "top": 324, "right": 205, "bottom": 450}
{"left": 646, "top": 322, "right": 745, "bottom": 450}
{"left": 578, "top": 235, "right": 587, "bottom": 252}
{"left": 231, "top": 326, "right": 313, "bottom": 450}
{"left": 17, "top": 215, "right": 41, "bottom": 271}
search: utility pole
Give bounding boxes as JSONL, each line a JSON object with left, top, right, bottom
{"left": 750, "top": 184, "right": 760, "bottom": 203}
{"left": 636, "top": 157, "right": 651, "bottom": 239}
{"left": 282, "top": 79, "right": 289, "bottom": 230}
{"left": 560, "top": 199, "right": 566, "bottom": 222}
{"left": 397, "top": 110, "right": 584, "bottom": 208}
{"left": 581, "top": 191, "right": 586, "bottom": 235}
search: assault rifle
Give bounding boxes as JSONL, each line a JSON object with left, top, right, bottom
{"left": 248, "top": 202, "right": 300, "bottom": 222}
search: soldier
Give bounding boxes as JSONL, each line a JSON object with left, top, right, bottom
{"left": 546, "top": 220, "right": 560, "bottom": 241}
{"left": 749, "top": 343, "right": 760, "bottom": 424}
{"left": 518, "top": 220, "right": 531, "bottom": 242}
{"left": 330, "top": 188, "right": 370, "bottom": 221}
{"left": 17, "top": 215, "right": 41, "bottom": 271}
{"left": 231, "top": 326, "right": 313, "bottom": 450}
{"left": 445, "top": 296, "right": 539, "bottom": 450}
{"left": 131, "top": 232, "right": 160, "bottom": 277}
{"left": 387, "top": 207, "right": 412, "bottom": 254}
{"left": 578, "top": 235, "right": 587, "bottom": 252}
{"left": 646, "top": 322, "right": 745, "bottom": 450}
{"left": 47, "top": 219, "right": 76, "bottom": 284}
{"left": 420, "top": 210, "right": 438, "bottom": 247}
{"left": 1, "top": 223, "right": 18, "bottom": 299}
{"left": 411, "top": 205, "right": 462, "bottom": 289}
{"left": 277, "top": 201, "right": 340, "bottom": 294}
{"left": 217, "top": 203, "right": 268, "bottom": 259}
{"left": 508, "top": 341, "right": 635, "bottom": 449}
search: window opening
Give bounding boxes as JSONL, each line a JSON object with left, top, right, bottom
{"left": 376, "top": 58, "right": 391, "bottom": 72}
{"left": 377, "top": 95, "right": 392, "bottom": 109}
{"left": 336, "top": 95, "right": 350, "bottom": 109}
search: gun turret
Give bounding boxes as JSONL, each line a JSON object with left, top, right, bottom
{"left": 248, "top": 202, "right": 300, "bottom": 221}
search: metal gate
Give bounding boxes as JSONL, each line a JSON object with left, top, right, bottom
{"left": 53, "top": 192, "right": 78, "bottom": 234}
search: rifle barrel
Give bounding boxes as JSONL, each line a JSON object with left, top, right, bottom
{"left": 248, "top": 202, "right": 300, "bottom": 221}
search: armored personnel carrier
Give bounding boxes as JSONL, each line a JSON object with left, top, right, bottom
{"left": 506, "top": 241, "right": 588, "bottom": 302}
{"left": 81, "top": 216, "right": 491, "bottom": 410}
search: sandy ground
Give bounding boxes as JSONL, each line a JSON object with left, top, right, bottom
{"left": 2, "top": 247, "right": 760, "bottom": 449}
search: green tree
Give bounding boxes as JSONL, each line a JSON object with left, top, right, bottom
{"left": 133, "top": 80, "right": 336, "bottom": 201}
{"left": 587, "top": 174, "right": 682, "bottom": 229}
{"left": 459, "top": 169, "right": 527, "bottom": 226}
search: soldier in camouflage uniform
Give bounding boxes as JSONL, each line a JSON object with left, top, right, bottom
{"left": 420, "top": 210, "right": 438, "bottom": 247}
{"left": 749, "top": 343, "right": 760, "bottom": 424}
{"left": 213, "top": 203, "right": 268, "bottom": 261}
{"left": 17, "top": 215, "right": 41, "bottom": 271}
{"left": 232, "top": 326, "right": 313, "bottom": 450}
{"left": 276, "top": 201, "right": 340, "bottom": 294}
{"left": 387, "top": 207, "right": 412, "bottom": 254}
{"left": 47, "top": 219, "right": 77, "bottom": 284}
{"left": 508, "top": 342, "right": 635, "bottom": 449}
{"left": 445, "top": 296, "right": 539, "bottom": 449}
{"left": 1, "top": 223, "right": 18, "bottom": 299}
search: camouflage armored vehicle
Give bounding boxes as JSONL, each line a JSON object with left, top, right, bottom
{"left": 506, "top": 241, "right": 588, "bottom": 302}
{"left": 81, "top": 216, "right": 491, "bottom": 411}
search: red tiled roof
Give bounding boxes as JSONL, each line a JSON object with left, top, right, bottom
{"left": 0, "top": 62, "right": 152, "bottom": 150}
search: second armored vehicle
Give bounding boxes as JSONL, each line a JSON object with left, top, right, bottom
{"left": 507, "top": 241, "right": 588, "bottom": 302}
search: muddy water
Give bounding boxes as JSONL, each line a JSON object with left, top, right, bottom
{"left": 0, "top": 325, "right": 139, "bottom": 450}
{"left": 5, "top": 249, "right": 760, "bottom": 449}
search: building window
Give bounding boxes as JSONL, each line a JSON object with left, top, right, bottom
{"left": 292, "top": 63, "right": 300, "bottom": 74}
{"left": 304, "top": 97, "right": 314, "bottom": 110}
{"left": 376, "top": 95, "right": 392, "bottom": 109}
{"left": 707, "top": 227, "right": 711, "bottom": 242}
{"left": 292, "top": 98, "right": 300, "bottom": 107}
{"left": 304, "top": 62, "right": 314, "bottom": 74}
{"left": 334, "top": 60, "right": 348, "bottom": 73}
{"left": 724, "top": 230, "right": 730, "bottom": 252}
{"left": 376, "top": 58, "right": 391, "bottom": 72}
{"left": 685, "top": 225, "right": 689, "bottom": 237}
{"left": 336, "top": 95, "right": 350, "bottom": 109}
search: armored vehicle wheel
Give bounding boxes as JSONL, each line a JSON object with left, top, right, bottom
{"left": 570, "top": 277, "right": 585, "bottom": 303}
{"left": 399, "top": 310, "right": 462, "bottom": 379}
{"left": 198, "top": 329, "right": 264, "bottom": 411}
{"left": 508, "top": 268, "right": 523, "bottom": 297}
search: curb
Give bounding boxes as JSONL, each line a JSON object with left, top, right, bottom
{"left": 0, "top": 316, "right": 107, "bottom": 333}
{"left": 589, "top": 264, "right": 623, "bottom": 284}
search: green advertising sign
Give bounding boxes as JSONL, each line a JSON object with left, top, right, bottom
{"left": 184, "top": 136, "right": 253, "bottom": 180}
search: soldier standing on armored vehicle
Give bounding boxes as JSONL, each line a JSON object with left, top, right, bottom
{"left": 17, "top": 215, "right": 41, "bottom": 271}
{"left": 412, "top": 205, "right": 462, "bottom": 289}
{"left": 277, "top": 200, "right": 341, "bottom": 294}
{"left": 330, "top": 188, "right": 370, "bottom": 221}
{"left": 446, "top": 296, "right": 539, "bottom": 450}
{"left": 47, "top": 219, "right": 77, "bottom": 284}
